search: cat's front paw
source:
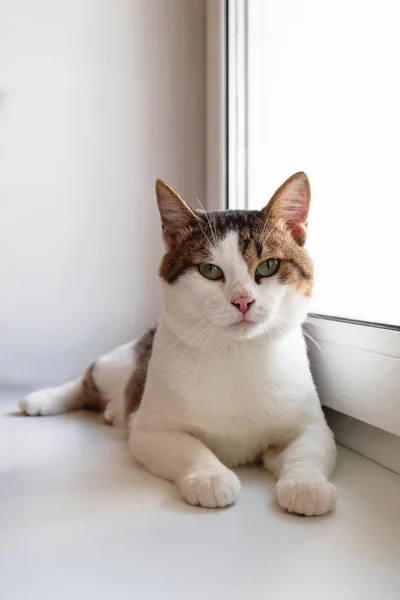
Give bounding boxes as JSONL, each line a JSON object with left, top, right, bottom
{"left": 180, "top": 467, "right": 241, "bottom": 508}
{"left": 276, "top": 477, "right": 336, "bottom": 516}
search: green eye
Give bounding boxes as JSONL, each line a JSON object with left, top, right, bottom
{"left": 256, "top": 258, "right": 280, "bottom": 278}
{"left": 198, "top": 263, "right": 224, "bottom": 281}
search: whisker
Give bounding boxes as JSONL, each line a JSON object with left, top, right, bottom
{"left": 196, "top": 323, "right": 217, "bottom": 384}
{"left": 166, "top": 316, "right": 210, "bottom": 353}
{"left": 273, "top": 322, "right": 285, "bottom": 335}
{"left": 263, "top": 324, "right": 273, "bottom": 343}
{"left": 173, "top": 321, "right": 215, "bottom": 370}
{"left": 196, "top": 197, "right": 218, "bottom": 244}
{"left": 192, "top": 203, "right": 214, "bottom": 248}
{"left": 302, "top": 329, "right": 330, "bottom": 364}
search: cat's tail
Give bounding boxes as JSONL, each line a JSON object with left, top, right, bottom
{"left": 19, "top": 364, "right": 106, "bottom": 417}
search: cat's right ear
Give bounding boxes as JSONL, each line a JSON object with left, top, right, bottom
{"left": 155, "top": 180, "right": 197, "bottom": 250}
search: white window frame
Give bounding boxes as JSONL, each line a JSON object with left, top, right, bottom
{"left": 206, "top": 0, "right": 400, "bottom": 441}
{"left": 206, "top": 0, "right": 227, "bottom": 212}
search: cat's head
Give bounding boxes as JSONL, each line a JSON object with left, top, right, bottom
{"left": 156, "top": 173, "right": 313, "bottom": 343}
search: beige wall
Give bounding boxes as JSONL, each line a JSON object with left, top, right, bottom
{"left": 0, "top": 0, "right": 206, "bottom": 387}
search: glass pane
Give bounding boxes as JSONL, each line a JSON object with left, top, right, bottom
{"left": 247, "top": 0, "right": 400, "bottom": 325}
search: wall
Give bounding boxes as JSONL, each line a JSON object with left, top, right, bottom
{"left": 0, "top": 0, "right": 206, "bottom": 387}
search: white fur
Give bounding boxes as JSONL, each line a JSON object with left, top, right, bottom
{"left": 20, "top": 231, "right": 337, "bottom": 515}
{"left": 19, "top": 378, "right": 83, "bottom": 415}
{"left": 93, "top": 342, "right": 136, "bottom": 427}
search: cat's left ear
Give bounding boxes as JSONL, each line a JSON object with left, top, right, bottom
{"left": 262, "top": 172, "right": 311, "bottom": 246}
{"left": 155, "top": 180, "right": 197, "bottom": 250}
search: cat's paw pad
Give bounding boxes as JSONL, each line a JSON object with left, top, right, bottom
{"left": 180, "top": 468, "right": 241, "bottom": 508}
{"left": 276, "top": 478, "right": 336, "bottom": 516}
{"left": 19, "top": 390, "right": 56, "bottom": 416}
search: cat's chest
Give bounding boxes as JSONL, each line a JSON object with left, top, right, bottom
{"left": 172, "top": 337, "right": 310, "bottom": 425}
{"left": 168, "top": 342, "right": 310, "bottom": 466}
{"left": 141, "top": 331, "right": 314, "bottom": 466}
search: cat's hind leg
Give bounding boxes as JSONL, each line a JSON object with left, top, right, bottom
{"left": 19, "top": 378, "right": 86, "bottom": 416}
{"left": 19, "top": 342, "right": 136, "bottom": 425}
{"left": 89, "top": 342, "right": 137, "bottom": 427}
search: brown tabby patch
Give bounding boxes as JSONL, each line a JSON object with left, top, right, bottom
{"left": 82, "top": 362, "right": 107, "bottom": 411}
{"left": 124, "top": 327, "right": 157, "bottom": 419}
{"left": 159, "top": 210, "right": 313, "bottom": 296}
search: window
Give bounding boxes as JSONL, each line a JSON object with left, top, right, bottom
{"left": 208, "top": 0, "right": 400, "bottom": 436}
{"left": 245, "top": 0, "right": 400, "bottom": 326}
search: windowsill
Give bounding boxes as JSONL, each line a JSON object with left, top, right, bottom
{"left": 305, "top": 315, "right": 400, "bottom": 438}
{"left": 305, "top": 315, "right": 400, "bottom": 471}
{"left": 325, "top": 406, "right": 400, "bottom": 476}
{"left": 2, "top": 388, "right": 400, "bottom": 598}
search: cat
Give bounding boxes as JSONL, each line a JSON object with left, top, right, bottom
{"left": 19, "top": 172, "right": 337, "bottom": 516}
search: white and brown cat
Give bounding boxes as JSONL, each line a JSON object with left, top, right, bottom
{"left": 19, "top": 172, "right": 337, "bottom": 515}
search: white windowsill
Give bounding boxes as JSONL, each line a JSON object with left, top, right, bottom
{"left": 1, "top": 389, "right": 400, "bottom": 599}
{"left": 306, "top": 315, "right": 400, "bottom": 439}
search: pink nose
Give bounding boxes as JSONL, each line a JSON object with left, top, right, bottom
{"left": 231, "top": 295, "right": 255, "bottom": 315}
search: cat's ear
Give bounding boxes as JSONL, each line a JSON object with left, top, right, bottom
{"left": 262, "top": 172, "right": 311, "bottom": 246}
{"left": 155, "top": 180, "right": 197, "bottom": 250}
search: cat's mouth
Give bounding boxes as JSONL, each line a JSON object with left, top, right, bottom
{"left": 229, "top": 319, "right": 257, "bottom": 332}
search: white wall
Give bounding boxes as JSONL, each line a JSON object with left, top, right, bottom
{"left": 0, "top": 0, "right": 206, "bottom": 387}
